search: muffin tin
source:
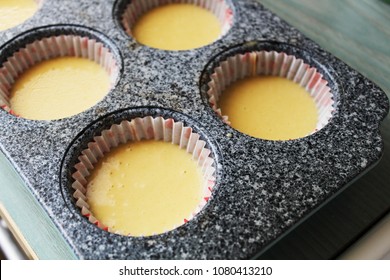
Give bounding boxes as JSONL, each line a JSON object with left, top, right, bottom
{"left": 0, "top": 0, "right": 388, "bottom": 259}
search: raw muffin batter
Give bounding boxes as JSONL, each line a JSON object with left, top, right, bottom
{"left": 219, "top": 76, "right": 318, "bottom": 140}
{"left": 10, "top": 57, "right": 110, "bottom": 120}
{"left": 132, "top": 3, "right": 221, "bottom": 51}
{"left": 86, "top": 140, "right": 204, "bottom": 236}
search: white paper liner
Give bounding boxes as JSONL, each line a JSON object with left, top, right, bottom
{"left": 121, "top": 0, "right": 233, "bottom": 42}
{"left": 71, "top": 116, "right": 216, "bottom": 236}
{"left": 207, "top": 50, "right": 335, "bottom": 135}
{"left": 0, "top": 34, "right": 119, "bottom": 117}
{"left": 35, "top": 0, "right": 44, "bottom": 7}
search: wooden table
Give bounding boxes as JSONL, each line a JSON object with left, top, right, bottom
{"left": 0, "top": 0, "right": 389, "bottom": 259}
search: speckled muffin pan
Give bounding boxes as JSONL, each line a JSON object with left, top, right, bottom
{"left": 0, "top": 0, "right": 388, "bottom": 259}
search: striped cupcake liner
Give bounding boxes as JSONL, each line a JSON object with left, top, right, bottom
{"left": 207, "top": 50, "right": 335, "bottom": 135}
{"left": 120, "top": 0, "right": 233, "bottom": 41}
{"left": 0, "top": 34, "right": 119, "bottom": 117}
{"left": 71, "top": 116, "right": 216, "bottom": 236}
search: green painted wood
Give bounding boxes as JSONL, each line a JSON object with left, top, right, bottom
{"left": 0, "top": 152, "right": 77, "bottom": 260}
{"left": 260, "top": 0, "right": 390, "bottom": 95}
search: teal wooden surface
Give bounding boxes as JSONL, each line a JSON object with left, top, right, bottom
{"left": 260, "top": 0, "right": 390, "bottom": 95}
{"left": 0, "top": 0, "right": 389, "bottom": 259}
{"left": 0, "top": 153, "right": 77, "bottom": 259}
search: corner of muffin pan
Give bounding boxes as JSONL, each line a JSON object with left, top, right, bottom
{"left": 0, "top": 24, "right": 123, "bottom": 121}
{"left": 59, "top": 107, "right": 221, "bottom": 237}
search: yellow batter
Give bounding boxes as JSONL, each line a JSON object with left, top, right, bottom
{"left": 86, "top": 140, "right": 204, "bottom": 236}
{"left": 132, "top": 4, "right": 221, "bottom": 51}
{"left": 10, "top": 57, "right": 110, "bottom": 120}
{"left": 219, "top": 76, "right": 318, "bottom": 140}
{"left": 0, "top": 0, "right": 38, "bottom": 31}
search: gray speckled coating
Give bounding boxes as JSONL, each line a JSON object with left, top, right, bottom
{"left": 0, "top": 0, "right": 388, "bottom": 259}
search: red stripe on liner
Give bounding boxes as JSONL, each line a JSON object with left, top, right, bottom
{"left": 165, "top": 118, "right": 174, "bottom": 129}
{"left": 81, "top": 38, "right": 88, "bottom": 49}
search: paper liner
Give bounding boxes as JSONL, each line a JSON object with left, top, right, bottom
{"left": 0, "top": 34, "right": 119, "bottom": 117}
{"left": 207, "top": 50, "right": 335, "bottom": 135}
{"left": 121, "top": 0, "right": 233, "bottom": 42}
{"left": 71, "top": 116, "right": 216, "bottom": 236}
{"left": 35, "top": 0, "right": 44, "bottom": 7}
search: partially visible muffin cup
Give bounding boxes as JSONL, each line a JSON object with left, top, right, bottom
{"left": 71, "top": 116, "right": 216, "bottom": 236}
{"left": 118, "top": 0, "right": 234, "bottom": 46}
{"left": 0, "top": 0, "right": 44, "bottom": 32}
{"left": 206, "top": 50, "right": 335, "bottom": 137}
{"left": 0, "top": 33, "right": 119, "bottom": 118}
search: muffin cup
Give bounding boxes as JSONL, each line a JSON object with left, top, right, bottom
{"left": 120, "top": 0, "right": 233, "bottom": 42}
{"left": 207, "top": 50, "right": 335, "bottom": 136}
{"left": 71, "top": 116, "right": 216, "bottom": 236}
{"left": 0, "top": 34, "right": 119, "bottom": 117}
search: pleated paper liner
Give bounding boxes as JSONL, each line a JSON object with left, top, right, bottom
{"left": 207, "top": 50, "right": 335, "bottom": 138}
{"left": 120, "top": 0, "right": 233, "bottom": 44}
{"left": 0, "top": 33, "right": 119, "bottom": 118}
{"left": 71, "top": 116, "right": 216, "bottom": 236}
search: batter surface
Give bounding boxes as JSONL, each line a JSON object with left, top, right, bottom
{"left": 219, "top": 76, "right": 318, "bottom": 140}
{"left": 0, "top": 0, "right": 38, "bottom": 31}
{"left": 86, "top": 140, "right": 204, "bottom": 236}
{"left": 132, "top": 3, "right": 221, "bottom": 51}
{"left": 10, "top": 57, "right": 110, "bottom": 120}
